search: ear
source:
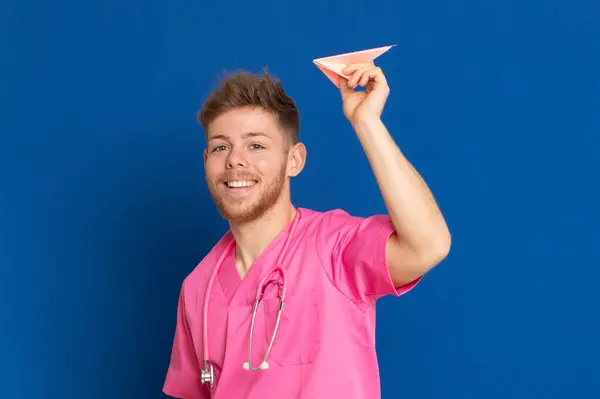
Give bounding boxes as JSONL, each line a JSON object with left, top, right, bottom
{"left": 204, "top": 148, "right": 208, "bottom": 168}
{"left": 287, "top": 142, "right": 307, "bottom": 178}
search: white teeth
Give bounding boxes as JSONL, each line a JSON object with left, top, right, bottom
{"left": 226, "top": 180, "right": 256, "bottom": 188}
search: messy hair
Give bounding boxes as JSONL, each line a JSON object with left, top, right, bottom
{"left": 198, "top": 68, "right": 299, "bottom": 145}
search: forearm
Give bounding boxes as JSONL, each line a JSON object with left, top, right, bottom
{"left": 352, "top": 117, "right": 450, "bottom": 254}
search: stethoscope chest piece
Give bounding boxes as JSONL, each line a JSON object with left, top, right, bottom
{"left": 200, "top": 361, "right": 214, "bottom": 389}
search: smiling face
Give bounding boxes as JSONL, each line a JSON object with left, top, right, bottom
{"left": 204, "top": 106, "right": 305, "bottom": 224}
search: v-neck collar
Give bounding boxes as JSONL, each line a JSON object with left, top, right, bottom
{"left": 217, "top": 208, "right": 302, "bottom": 306}
{"left": 217, "top": 252, "right": 239, "bottom": 304}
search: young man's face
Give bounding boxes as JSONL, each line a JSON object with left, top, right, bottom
{"left": 204, "top": 106, "right": 304, "bottom": 224}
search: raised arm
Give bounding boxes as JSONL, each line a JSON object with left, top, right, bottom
{"left": 338, "top": 63, "right": 451, "bottom": 286}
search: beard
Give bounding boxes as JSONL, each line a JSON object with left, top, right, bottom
{"left": 207, "top": 164, "right": 287, "bottom": 225}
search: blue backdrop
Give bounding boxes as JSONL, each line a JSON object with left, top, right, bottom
{"left": 2, "top": 0, "right": 599, "bottom": 398}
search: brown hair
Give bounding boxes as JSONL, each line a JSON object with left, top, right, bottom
{"left": 198, "top": 68, "right": 299, "bottom": 145}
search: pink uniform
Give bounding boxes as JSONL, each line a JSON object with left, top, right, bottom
{"left": 163, "top": 207, "right": 421, "bottom": 398}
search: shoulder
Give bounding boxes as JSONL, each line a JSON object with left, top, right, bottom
{"left": 179, "top": 230, "right": 234, "bottom": 299}
{"left": 299, "top": 207, "right": 391, "bottom": 240}
{"left": 299, "top": 207, "right": 362, "bottom": 231}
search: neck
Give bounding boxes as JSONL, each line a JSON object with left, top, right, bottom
{"left": 229, "top": 201, "right": 297, "bottom": 277}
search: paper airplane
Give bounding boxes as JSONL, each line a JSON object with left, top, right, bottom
{"left": 313, "top": 45, "right": 395, "bottom": 87}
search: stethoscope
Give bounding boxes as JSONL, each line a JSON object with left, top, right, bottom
{"left": 200, "top": 211, "right": 300, "bottom": 389}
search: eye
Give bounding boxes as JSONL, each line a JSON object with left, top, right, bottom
{"left": 212, "top": 145, "right": 227, "bottom": 152}
{"left": 250, "top": 143, "right": 264, "bottom": 150}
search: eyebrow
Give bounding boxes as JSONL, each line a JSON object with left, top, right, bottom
{"left": 208, "top": 132, "right": 272, "bottom": 141}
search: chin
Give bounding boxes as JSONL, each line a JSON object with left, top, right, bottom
{"left": 210, "top": 175, "right": 286, "bottom": 224}
{"left": 222, "top": 207, "right": 264, "bottom": 224}
{"left": 216, "top": 199, "right": 263, "bottom": 224}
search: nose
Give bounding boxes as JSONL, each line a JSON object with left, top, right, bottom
{"left": 226, "top": 146, "right": 248, "bottom": 169}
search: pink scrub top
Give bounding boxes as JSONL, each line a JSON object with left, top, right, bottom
{"left": 163, "top": 208, "right": 421, "bottom": 399}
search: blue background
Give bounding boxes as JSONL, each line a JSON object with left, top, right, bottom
{"left": 2, "top": 0, "right": 599, "bottom": 398}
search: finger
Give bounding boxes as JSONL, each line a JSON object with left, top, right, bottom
{"left": 359, "top": 67, "right": 387, "bottom": 88}
{"left": 348, "top": 66, "right": 376, "bottom": 88}
{"left": 338, "top": 76, "right": 354, "bottom": 99}
{"left": 342, "top": 62, "right": 374, "bottom": 75}
{"left": 358, "top": 67, "right": 378, "bottom": 86}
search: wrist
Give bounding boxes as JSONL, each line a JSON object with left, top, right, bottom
{"left": 351, "top": 116, "right": 384, "bottom": 135}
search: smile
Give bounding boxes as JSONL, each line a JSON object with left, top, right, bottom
{"left": 225, "top": 180, "right": 257, "bottom": 188}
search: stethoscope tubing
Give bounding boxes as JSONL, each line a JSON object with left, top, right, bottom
{"left": 245, "top": 267, "right": 288, "bottom": 371}
{"left": 201, "top": 209, "right": 301, "bottom": 387}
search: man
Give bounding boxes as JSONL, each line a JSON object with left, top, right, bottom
{"left": 163, "top": 63, "right": 451, "bottom": 398}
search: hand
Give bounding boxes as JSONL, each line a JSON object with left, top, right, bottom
{"left": 339, "top": 63, "right": 390, "bottom": 124}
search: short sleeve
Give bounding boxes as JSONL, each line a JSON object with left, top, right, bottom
{"left": 163, "top": 284, "right": 208, "bottom": 399}
{"left": 315, "top": 209, "right": 421, "bottom": 305}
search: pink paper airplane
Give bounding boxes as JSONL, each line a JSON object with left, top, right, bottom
{"left": 313, "top": 45, "right": 395, "bottom": 87}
